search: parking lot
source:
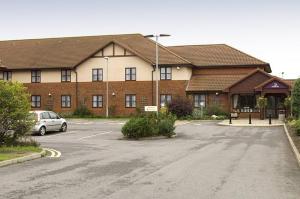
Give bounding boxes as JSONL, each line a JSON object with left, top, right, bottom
{"left": 0, "top": 119, "right": 300, "bottom": 199}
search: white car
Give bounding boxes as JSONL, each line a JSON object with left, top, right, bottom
{"left": 30, "top": 111, "right": 68, "bottom": 136}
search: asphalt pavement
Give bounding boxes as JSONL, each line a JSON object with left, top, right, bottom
{"left": 0, "top": 119, "right": 300, "bottom": 199}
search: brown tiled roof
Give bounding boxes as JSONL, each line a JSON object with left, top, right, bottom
{"left": 0, "top": 34, "right": 190, "bottom": 69}
{"left": 168, "top": 44, "right": 271, "bottom": 72}
{"left": 186, "top": 74, "right": 245, "bottom": 91}
{"left": 284, "top": 79, "right": 296, "bottom": 87}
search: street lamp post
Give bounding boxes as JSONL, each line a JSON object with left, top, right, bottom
{"left": 145, "top": 34, "right": 171, "bottom": 115}
{"left": 104, "top": 57, "right": 109, "bottom": 118}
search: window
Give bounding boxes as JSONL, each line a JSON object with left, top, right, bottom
{"left": 238, "top": 94, "right": 257, "bottom": 112}
{"left": 31, "top": 70, "right": 41, "bottom": 83}
{"left": 125, "top": 68, "right": 136, "bottom": 81}
{"left": 40, "top": 112, "right": 50, "bottom": 119}
{"left": 92, "top": 95, "right": 103, "bottom": 108}
{"left": 125, "top": 94, "right": 136, "bottom": 108}
{"left": 92, "top": 69, "right": 103, "bottom": 81}
{"left": 61, "top": 95, "right": 71, "bottom": 108}
{"left": 194, "top": 94, "right": 206, "bottom": 107}
{"left": 49, "top": 112, "right": 59, "bottom": 119}
{"left": 31, "top": 95, "right": 41, "bottom": 108}
{"left": 0, "top": 71, "right": 12, "bottom": 81}
{"left": 160, "top": 67, "right": 172, "bottom": 80}
{"left": 61, "top": 69, "right": 71, "bottom": 82}
{"left": 160, "top": 94, "right": 172, "bottom": 107}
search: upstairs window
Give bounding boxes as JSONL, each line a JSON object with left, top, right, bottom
{"left": 31, "top": 70, "right": 41, "bottom": 83}
{"left": 194, "top": 94, "right": 206, "bottom": 107}
{"left": 92, "top": 69, "right": 103, "bottom": 81}
{"left": 125, "top": 68, "right": 136, "bottom": 81}
{"left": 31, "top": 95, "right": 41, "bottom": 108}
{"left": 0, "top": 71, "right": 12, "bottom": 81}
{"left": 125, "top": 94, "right": 136, "bottom": 108}
{"left": 61, "top": 69, "right": 71, "bottom": 82}
{"left": 160, "top": 67, "right": 172, "bottom": 80}
{"left": 160, "top": 94, "right": 172, "bottom": 107}
{"left": 61, "top": 95, "right": 71, "bottom": 108}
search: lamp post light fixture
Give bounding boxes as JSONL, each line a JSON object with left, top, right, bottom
{"left": 104, "top": 57, "right": 109, "bottom": 118}
{"left": 144, "top": 34, "right": 171, "bottom": 115}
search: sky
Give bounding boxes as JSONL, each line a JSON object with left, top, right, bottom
{"left": 0, "top": 0, "right": 299, "bottom": 79}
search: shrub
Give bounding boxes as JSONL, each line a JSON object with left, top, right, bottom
{"left": 168, "top": 97, "right": 193, "bottom": 118}
{"left": 292, "top": 78, "right": 300, "bottom": 118}
{"left": 0, "top": 81, "right": 34, "bottom": 146}
{"left": 121, "top": 112, "right": 176, "bottom": 139}
{"left": 205, "top": 105, "right": 227, "bottom": 116}
{"left": 121, "top": 117, "right": 156, "bottom": 139}
{"left": 73, "top": 104, "right": 92, "bottom": 117}
{"left": 291, "top": 120, "right": 300, "bottom": 136}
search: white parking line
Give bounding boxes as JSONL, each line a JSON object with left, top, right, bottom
{"left": 77, "top": 131, "right": 112, "bottom": 140}
{"left": 44, "top": 148, "right": 62, "bottom": 158}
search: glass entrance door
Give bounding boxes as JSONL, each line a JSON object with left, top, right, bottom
{"left": 265, "top": 94, "right": 285, "bottom": 118}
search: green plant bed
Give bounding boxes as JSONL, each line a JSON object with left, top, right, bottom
{"left": 0, "top": 146, "right": 42, "bottom": 162}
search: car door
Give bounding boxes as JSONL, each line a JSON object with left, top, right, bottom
{"left": 48, "top": 111, "right": 61, "bottom": 131}
{"left": 40, "top": 112, "right": 53, "bottom": 131}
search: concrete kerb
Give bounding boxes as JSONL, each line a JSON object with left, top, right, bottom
{"left": 218, "top": 120, "right": 284, "bottom": 127}
{"left": 284, "top": 124, "right": 300, "bottom": 167}
{"left": 0, "top": 149, "right": 46, "bottom": 168}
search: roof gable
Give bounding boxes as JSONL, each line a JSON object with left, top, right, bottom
{"left": 254, "top": 77, "right": 290, "bottom": 91}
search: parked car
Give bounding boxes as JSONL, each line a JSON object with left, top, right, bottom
{"left": 30, "top": 111, "right": 67, "bottom": 136}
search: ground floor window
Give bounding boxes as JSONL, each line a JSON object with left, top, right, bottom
{"left": 194, "top": 94, "right": 206, "bottom": 107}
{"left": 160, "top": 94, "right": 172, "bottom": 107}
{"left": 125, "top": 94, "right": 136, "bottom": 108}
{"left": 61, "top": 95, "right": 71, "bottom": 108}
{"left": 31, "top": 95, "right": 41, "bottom": 108}
{"left": 92, "top": 95, "right": 103, "bottom": 108}
{"left": 232, "top": 94, "right": 259, "bottom": 112}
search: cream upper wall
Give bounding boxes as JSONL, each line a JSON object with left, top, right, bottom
{"left": 6, "top": 43, "right": 192, "bottom": 83}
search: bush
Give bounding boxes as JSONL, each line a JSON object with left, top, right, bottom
{"left": 73, "top": 104, "right": 92, "bottom": 117}
{"left": 121, "top": 112, "right": 176, "bottom": 139}
{"left": 0, "top": 81, "right": 34, "bottom": 146}
{"left": 205, "top": 105, "right": 227, "bottom": 116}
{"left": 290, "top": 120, "right": 300, "bottom": 136}
{"left": 121, "top": 117, "right": 156, "bottom": 139}
{"left": 292, "top": 78, "right": 300, "bottom": 118}
{"left": 168, "top": 97, "right": 193, "bottom": 118}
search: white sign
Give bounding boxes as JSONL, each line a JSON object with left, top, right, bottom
{"left": 144, "top": 106, "right": 158, "bottom": 112}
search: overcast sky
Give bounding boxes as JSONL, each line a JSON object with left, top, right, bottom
{"left": 0, "top": 0, "right": 299, "bottom": 79}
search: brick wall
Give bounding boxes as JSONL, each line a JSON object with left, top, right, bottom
{"left": 25, "top": 80, "right": 188, "bottom": 116}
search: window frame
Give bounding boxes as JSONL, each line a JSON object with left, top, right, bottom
{"left": 160, "top": 66, "right": 172, "bottom": 80}
{"left": 92, "top": 68, "right": 103, "bottom": 82}
{"left": 61, "top": 95, "right": 71, "bottom": 108}
{"left": 125, "top": 67, "right": 136, "bottom": 81}
{"left": 160, "top": 94, "right": 172, "bottom": 107}
{"left": 61, "top": 69, "right": 71, "bottom": 82}
{"left": 194, "top": 94, "right": 206, "bottom": 108}
{"left": 0, "top": 71, "right": 12, "bottom": 81}
{"left": 92, "top": 95, "right": 103, "bottom": 108}
{"left": 31, "top": 95, "right": 41, "bottom": 108}
{"left": 125, "top": 94, "right": 136, "bottom": 108}
{"left": 31, "top": 70, "right": 41, "bottom": 83}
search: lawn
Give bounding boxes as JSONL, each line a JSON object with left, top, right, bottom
{"left": 0, "top": 146, "right": 42, "bottom": 162}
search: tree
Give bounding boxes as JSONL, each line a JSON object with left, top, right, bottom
{"left": 292, "top": 78, "right": 300, "bottom": 118}
{"left": 257, "top": 96, "right": 268, "bottom": 120}
{"left": 0, "top": 81, "right": 34, "bottom": 146}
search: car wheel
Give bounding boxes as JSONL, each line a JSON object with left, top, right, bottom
{"left": 39, "top": 126, "right": 46, "bottom": 136}
{"left": 60, "top": 123, "right": 67, "bottom": 132}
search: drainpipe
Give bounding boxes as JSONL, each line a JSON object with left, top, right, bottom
{"left": 151, "top": 67, "right": 155, "bottom": 105}
{"left": 74, "top": 69, "right": 79, "bottom": 108}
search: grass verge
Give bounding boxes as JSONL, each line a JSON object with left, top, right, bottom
{"left": 0, "top": 146, "right": 42, "bottom": 162}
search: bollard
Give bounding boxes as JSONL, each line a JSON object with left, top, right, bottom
{"left": 249, "top": 114, "right": 252, "bottom": 124}
{"left": 229, "top": 114, "right": 232, "bottom": 124}
{"left": 269, "top": 114, "right": 272, "bottom": 125}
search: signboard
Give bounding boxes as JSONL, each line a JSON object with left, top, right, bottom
{"left": 144, "top": 106, "right": 158, "bottom": 112}
{"left": 264, "top": 81, "right": 288, "bottom": 89}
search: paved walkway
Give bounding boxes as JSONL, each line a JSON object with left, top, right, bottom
{"left": 219, "top": 119, "right": 284, "bottom": 126}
